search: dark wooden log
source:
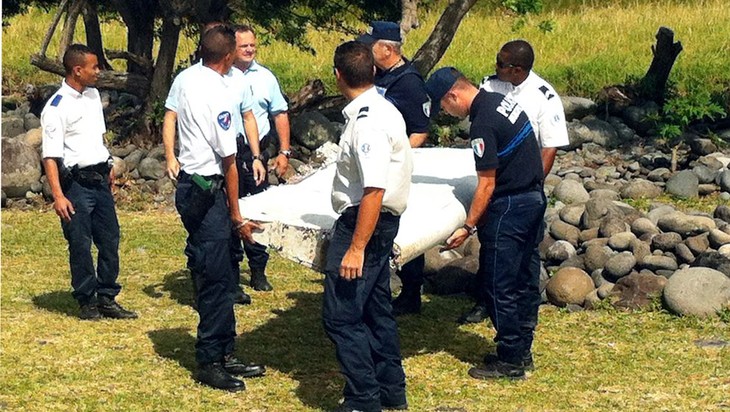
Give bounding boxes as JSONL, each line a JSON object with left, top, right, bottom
{"left": 288, "top": 79, "right": 326, "bottom": 114}
{"left": 39, "top": 0, "right": 69, "bottom": 57}
{"left": 105, "top": 50, "right": 153, "bottom": 75}
{"left": 30, "top": 54, "right": 150, "bottom": 97}
{"left": 641, "top": 27, "right": 683, "bottom": 105}
{"left": 82, "top": 1, "right": 113, "bottom": 70}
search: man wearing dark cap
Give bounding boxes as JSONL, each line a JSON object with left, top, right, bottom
{"left": 425, "top": 67, "right": 546, "bottom": 380}
{"left": 357, "top": 21, "right": 431, "bottom": 316}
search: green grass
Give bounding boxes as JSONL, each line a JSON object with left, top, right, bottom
{"left": 3, "top": 0, "right": 730, "bottom": 101}
{"left": 1, "top": 209, "right": 729, "bottom": 411}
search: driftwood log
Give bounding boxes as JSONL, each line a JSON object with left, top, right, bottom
{"left": 641, "top": 26, "right": 683, "bottom": 104}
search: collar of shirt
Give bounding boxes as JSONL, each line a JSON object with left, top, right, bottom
{"left": 341, "top": 86, "right": 378, "bottom": 121}
{"left": 513, "top": 70, "right": 537, "bottom": 95}
{"left": 58, "top": 80, "right": 92, "bottom": 99}
{"left": 243, "top": 60, "right": 261, "bottom": 74}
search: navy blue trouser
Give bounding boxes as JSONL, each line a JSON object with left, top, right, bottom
{"left": 61, "top": 179, "right": 121, "bottom": 306}
{"left": 323, "top": 208, "right": 406, "bottom": 412}
{"left": 176, "top": 171, "right": 236, "bottom": 365}
{"left": 477, "top": 189, "right": 546, "bottom": 365}
{"left": 397, "top": 254, "right": 425, "bottom": 291}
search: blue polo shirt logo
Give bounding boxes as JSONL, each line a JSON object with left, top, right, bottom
{"left": 217, "top": 111, "right": 232, "bottom": 130}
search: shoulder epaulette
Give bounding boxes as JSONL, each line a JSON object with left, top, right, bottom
{"left": 50, "top": 95, "right": 63, "bottom": 107}
{"left": 357, "top": 106, "right": 369, "bottom": 119}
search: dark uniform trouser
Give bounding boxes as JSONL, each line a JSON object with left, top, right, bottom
{"left": 230, "top": 134, "right": 270, "bottom": 281}
{"left": 176, "top": 171, "right": 236, "bottom": 364}
{"left": 323, "top": 207, "right": 406, "bottom": 412}
{"left": 397, "top": 254, "right": 425, "bottom": 291}
{"left": 61, "top": 178, "right": 121, "bottom": 306}
{"left": 477, "top": 189, "right": 546, "bottom": 365}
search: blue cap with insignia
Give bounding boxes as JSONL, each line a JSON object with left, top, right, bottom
{"left": 424, "top": 67, "right": 461, "bottom": 118}
{"left": 356, "top": 21, "right": 402, "bottom": 45}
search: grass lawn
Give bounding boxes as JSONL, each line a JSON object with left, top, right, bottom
{"left": 1, "top": 209, "right": 729, "bottom": 411}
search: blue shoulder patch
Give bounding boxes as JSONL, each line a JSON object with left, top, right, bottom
{"left": 50, "top": 95, "right": 63, "bottom": 107}
{"left": 217, "top": 111, "right": 232, "bottom": 130}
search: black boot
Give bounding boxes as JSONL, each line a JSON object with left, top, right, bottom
{"left": 234, "top": 286, "right": 252, "bottom": 305}
{"left": 484, "top": 352, "right": 534, "bottom": 371}
{"left": 223, "top": 354, "right": 266, "bottom": 378}
{"left": 98, "top": 296, "right": 138, "bottom": 319}
{"left": 250, "top": 267, "right": 273, "bottom": 292}
{"left": 196, "top": 362, "right": 245, "bottom": 391}
{"left": 468, "top": 359, "right": 525, "bottom": 380}
{"left": 391, "top": 286, "right": 421, "bottom": 316}
{"left": 457, "top": 303, "right": 487, "bottom": 324}
{"left": 79, "top": 303, "right": 101, "bottom": 320}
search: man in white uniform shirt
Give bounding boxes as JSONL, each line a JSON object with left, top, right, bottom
{"left": 323, "top": 41, "right": 412, "bottom": 412}
{"left": 459, "top": 39, "right": 570, "bottom": 325}
{"left": 230, "top": 24, "right": 292, "bottom": 292}
{"left": 41, "top": 44, "right": 137, "bottom": 321}
{"left": 171, "top": 26, "right": 265, "bottom": 392}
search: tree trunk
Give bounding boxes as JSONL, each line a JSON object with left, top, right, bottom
{"left": 82, "top": 1, "right": 112, "bottom": 70}
{"left": 400, "top": 0, "right": 419, "bottom": 34}
{"left": 110, "top": 0, "right": 156, "bottom": 75}
{"left": 39, "top": 0, "right": 69, "bottom": 57}
{"left": 58, "top": 0, "right": 86, "bottom": 58}
{"left": 640, "top": 26, "right": 683, "bottom": 105}
{"left": 411, "top": 0, "right": 478, "bottom": 76}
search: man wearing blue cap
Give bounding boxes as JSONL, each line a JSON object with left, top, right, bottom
{"left": 357, "top": 21, "right": 431, "bottom": 316}
{"left": 425, "top": 67, "right": 546, "bottom": 380}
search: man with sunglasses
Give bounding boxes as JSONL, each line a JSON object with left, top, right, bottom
{"left": 458, "top": 39, "right": 569, "bottom": 325}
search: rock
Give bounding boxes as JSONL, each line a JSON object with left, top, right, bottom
{"left": 423, "top": 247, "right": 461, "bottom": 275}
{"left": 545, "top": 267, "right": 595, "bottom": 307}
{"left": 561, "top": 96, "right": 596, "bottom": 121}
{"left": 709, "top": 229, "right": 730, "bottom": 249}
{"left": 137, "top": 157, "right": 165, "bottom": 180}
{"left": 639, "top": 255, "right": 678, "bottom": 272}
{"left": 591, "top": 269, "right": 609, "bottom": 288}
{"left": 647, "top": 204, "right": 676, "bottom": 225}
{"left": 692, "top": 251, "right": 730, "bottom": 278}
{"left": 2, "top": 115, "right": 25, "bottom": 138}
{"left": 720, "top": 244, "right": 730, "bottom": 259}
{"left": 581, "top": 118, "right": 621, "bottom": 148}
{"left": 612, "top": 272, "right": 667, "bottom": 310}
{"left": 717, "top": 170, "right": 730, "bottom": 193}
{"left": 663, "top": 267, "right": 730, "bottom": 317}
{"left": 714, "top": 205, "right": 730, "bottom": 224}
{"left": 558, "top": 204, "right": 585, "bottom": 227}
{"left": 620, "top": 179, "right": 662, "bottom": 200}
{"left": 685, "top": 233, "right": 710, "bottom": 255}
{"left": 604, "top": 251, "right": 636, "bottom": 279}
{"left": 698, "top": 184, "right": 718, "bottom": 196}
{"left": 689, "top": 138, "right": 718, "bottom": 156}
{"left": 657, "top": 212, "right": 716, "bottom": 237}
{"left": 588, "top": 188, "right": 620, "bottom": 201}
{"left": 426, "top": 256, "right": 479, "bottom": 295}
{"left": 584, "top": 289, "right": 601, "bottom": 309}
{"left": 1, "top": 190, "right": 6, "bottom": 207}
{"left": 580, "top": 227, "right": 599, "bottom": 242}
{"left": 124, "top": 148, "right": 146, "bottom": 171}
{"left": 622, "top": 103, "right": 657, "bottom": 135}
{"left": 549, "top": 220, "right": 581, "bottom": 247}
{"left": 674, "top": 243, "right": 695, "bottom": 264}
{"left": 665, "top": 170, "right": 699, "bottom": 198}
{"left": 291, "top": 111, "right": 340, "bottom": 150}
{"left": 145, "top": 145, "right": 166, "bottom": 161}
{"left": 651, "top": 232, "right": 683, "bottom": 252}
{"left": 581, "top": 198, "right": 623, "bottom": 229}
{"left": 111, "top": 156, "right": 127, "bottom": 178}
{"left": 597, "top": 282, "right": 615, "bottom": 299}
{"left": 692, "top": 164, "right": 718, "bottom": 184}
{"left": 599, "top": 215, "right": 630, "bottom": 238}
{"left": 608, "top": 231, "right": 636, "bottom": 251}
{"left": 631, "top": 217, "right": 660, "bottom": 237}
{"left": 23, "top": 112, "right": 41, "bottom": 130}
{"left": 154, "top": 177, "right": 176, "bottom": 195}
{"left": 647, "top": 167, "right": 672, "bottom": 182}
{"left": 584, "top": 244, "right": 613, "bottom": 273}
{"left": 1, "top": 138, "right": 42, "bottom": 198}
{"left": 546, "top": 240, "right": 577, "bottom": 262}
{"left": 553, "top": 179, "right": 589, "bottom": 205}
{"left": 110, "top": 144, "right": 137, "bottom": 158}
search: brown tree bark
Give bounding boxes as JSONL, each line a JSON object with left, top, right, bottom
{"left": 39, "top": 0, "right": 69, "bottom": 57}
{"left": 58, "top": 0, "right": 86, "bottom": 59}
{"left": 400, "top": 0, "right": 419, "bottom": 34}
{"left": 109, "top": 0, "right": 157, "bottom": 75}
{"left": 641, "top": 26, "right": 683, "bottom": 105}
{"left": 411, "top": 0, "right": 478, "bottom": 76}
{"left": 82, "top": 1, "right": 112, "bottom": 70}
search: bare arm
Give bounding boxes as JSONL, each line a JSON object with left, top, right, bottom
{"left": 408, "top": 132, "right": 429, "bottom": 149}
{"left": 272, "top": 111, "right": 291, "bottom": 176}
{"left": 43, "top": 158, "right": 75, "bottom": 222}
{"left": 444, "top": 169, "right": 496, "bottom": 250}
{"left": 541, "top": 147, "right": 558, "bottom": 177}
{"left": 162, "top": 110, "right": 180, "bottom": 179}
{"left": 242, "top": 109, "right": 266, "bottom": 185}
{"left": 222, "top": 154, "right": 261, "bottom": 244}
{"left": 339, "top": 187, "right": 385, "bottom": 280}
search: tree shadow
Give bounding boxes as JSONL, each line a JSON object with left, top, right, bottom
{"left": 32, "top": 290, "right": 77, "bottom": 317}
{"left": 142, "top": 269, "right": 195, "bottom": 309}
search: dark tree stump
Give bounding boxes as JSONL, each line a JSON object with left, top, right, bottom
{"left": 641, "top": 27, "right": 683, "bottom": 105}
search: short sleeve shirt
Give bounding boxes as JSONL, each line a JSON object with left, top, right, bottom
{"left": 331, "top": 87, "right": 413, "bottom": 216}
{"left": 41, "top": 80, "right": 110, "bottom": 168}
{"left": 469, "top": 90, "right": 543, "bottom": 197}
{"left": 481, "top": 71, "right": 569, "bottom": 149}
{"left": 240, "top": 60, "right": 288, "bottom": 140}
{"left": 224, "top": 66, "right": 255, "bottom": 136}
{"left": 175, "top": 65, "right": 239, "bottom": 176}
{"left": 165, "top": 62, "right": 202, "bottom": 113}
{"left": 375, "top": 60, "right": 430, "bottom": 137}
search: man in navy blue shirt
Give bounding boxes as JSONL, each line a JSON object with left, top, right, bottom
{"left": 357, "top": 21, "right": 431, "bottom": 316}
{"left": 426, "top": 67, "right": 546, "bottom": 380}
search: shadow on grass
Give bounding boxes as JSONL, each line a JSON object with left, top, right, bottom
{"left": 147, "top": 327, "right": 197, "bottom": 375}
{"left": 143, "top": 269, "right": 195, "bottom": 309}
{"left": 32, "top": 290, "right": 77, "bottom": 318}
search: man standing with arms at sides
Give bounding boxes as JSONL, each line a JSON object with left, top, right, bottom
{"left": 163, "top": 22, "right": 266, "bottom": 306}
{"left": 458, "top": 39, "right": 569, "bottom": 324}
{"left": 41, "top": 44, "right": 137, "bottom": 321}
{"left": 357, "top": 21, "right": 430, "bottom": 316}
{"left": 230, "top": 24, "right": 293, "bottom": 292}
{"left": 172, "top": 25, "right": 265, "bottom": 391}
{"left": 426, "top": 67, "right": 546, "bottom": 380}
{"left": 323, "top": 41, "right": 413, "bottom": 412}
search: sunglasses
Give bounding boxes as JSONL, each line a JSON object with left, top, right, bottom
{"left": 496, "top": 53, "right": 520, "bottom": 69}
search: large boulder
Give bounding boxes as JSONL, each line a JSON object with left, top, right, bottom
{"left": 1, "top": 115, "right": 25, "bottom": 138}
{"left": 1, "top": 137, "right": 42, "bottom": 197}
{"left": 612, "top": 272, "right": 667, "bottom": 310}
{"left": 657, "top": 212, "right": 716, "bottom": 237}
{"left": 425, "top": 256, "right": 479, "bottom": 295}
{"left": 663, "top": 267, "right": 730, "bottom": 317}
{"left": 604, "top": 251, "right": 636, "bottom": 280}
{"left": 620, "top": 179, "right": 662, "bottom": 200}
{"left": 546, "top": 267, "right": 594, "bottom": 307}
{"left": 665, "top": 170, "right": 699, "bottom": 198}
{"left": 561, "top": 96, "right": 596, "bottom": 121}
{"left": 581, "top": 118, "right": 621, "bottom": 148}
{"left": 692, "top": 251, "right": 730, "bottom": 278}
{"left": 137, "top": 157, "right": 165, "bottom": 180}
{"left": 553, "top": 179, "right": 589, "bottom": 205}
{"left": 549, "top": 220, "right": 581, "bottom": 247}
{"left": 291, "top": 111, "right": 340, "bottom": 150}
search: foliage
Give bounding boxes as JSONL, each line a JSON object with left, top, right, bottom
{"left": 646, "top": 85, "right": 726, "bottom": 141}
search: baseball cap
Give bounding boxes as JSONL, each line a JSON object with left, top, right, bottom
{"left": 425, "top": 67, "right": 461, "bottom": 118}
{"left": 356, "top": 21, "right": 402, "bottom": 45}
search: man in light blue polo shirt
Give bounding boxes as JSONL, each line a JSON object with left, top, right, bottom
{"left": 231, "top": 24, "right": 292, "bottom": 292}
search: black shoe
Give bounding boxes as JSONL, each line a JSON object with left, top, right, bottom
{"left": 382, "top": 401, "right": 408, "bottom": 410}
{"left": 331, "top": 405, "right": 366, "bottom": 412}
{"left": 457, "top": 304, "right": 488, "bottom": 324}
{"left": 97, "top": 297, "right": 138, "bottom": 319}
{"left": 468, "top": 360, "right": 525, "bottom": 380}
{"left": 196, "top": 362, "right": 245, "bottom": 392}
{"left": 391, "top": 289, "right": 421, "bottom": 316}
{"left": 250, "top": 268, "right": 273, "bottom": 292}
{"left": 223, "top": 354, "right": 266, "bottom": 378}
{"left": 234, "top": 287, "right": 252, "bottom": 305}
{"left": 483, "top": 353, "right": 534, "bottom": 371}
{"left": 79, "top": 303, "right": 101, "bottom": 320}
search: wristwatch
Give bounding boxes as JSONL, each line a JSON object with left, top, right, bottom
{"left": 252, "top": 154, "right": 264, "bottom": 162}
{"left": 279, "top": 150, "right": 292, "bottom": 158}
{"left": 462, "top": 223, "right": 477, "bottom": 236}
